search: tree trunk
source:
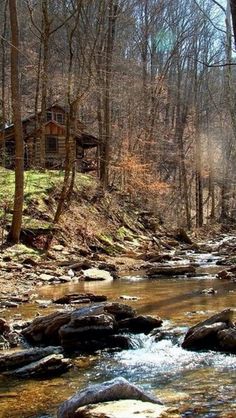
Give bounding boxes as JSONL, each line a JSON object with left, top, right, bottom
{"left": 39, "top": 0, "right": 50, "bottom": 168}
{"left": 100, "top": 0, "right": 118, "bottom": 188}
{"left": 1, "top": 0, "right": 8, "bottom": 167}
{"left": 8, "top": 0, "right": 24, "bottom": 244}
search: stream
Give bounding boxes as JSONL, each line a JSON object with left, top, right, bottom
{"left": 0, "top": 250, "right": 235, "bottom": 418}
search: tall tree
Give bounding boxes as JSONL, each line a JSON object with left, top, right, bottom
{"left": 7, "top": 0, "right": 24, "bottom": 243}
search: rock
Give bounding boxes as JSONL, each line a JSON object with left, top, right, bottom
{"left": 57, "top": 377, "right": 162, "bottom": 418}
{"left": 73, "top": 399, "right": 172, "bottom": 418}
{"left": 118, "top": 315, "right": 163, "bottom": 334}
{"left": 0, "top": 318, "right": 10, "bottom": 334}
{"left": 6, "top": 331, "right": 20, "bottom": 347}
{"left": 59, "top": 276, "right": 73, "bottom": 283}
{"left": 0, "top": 335, "right": 9, "bottom": 350}
{"left": 22, "top": 311, "right": 71, "bottom": 344}
{"left": 0, "top": 300, "right": 19, "bottom": 308}
{"left": 59, "top": 313, "right": 115, "bottom": 351}
{"left": 201, "top": 288, "right": 217, "bottom": 295}
{"left": 82, "top": 268, "right": 113, "bottom": 281}
{"left": 35, "top": 299, "right": 52, "bottom": 308}
{"left": 39, "top": 273, "right": 55, "bottom": 282}
{"left": 217, "top": 328, "right": 236, "bottom": 353}
{"left": 139, "top": 253, "right": 173, "bottom": 263}
{"left": 174, "top": 228, "right": 193, "bottom": 244}
{"left": 5, "top": 354, "right": 71, "bottom": 378}
{"left": 147, "top": 264, "right": 196, "bottom": 277}
{"left": 217, "top": 270, "right": 234, "bottom": 280}
{"left": 182, "top": 309, "right": 235, "bottom": 352}
{"left": 104, "top": 303, "right": 136, "bottom": 320}
{"left": 54, "top": 294, "right": 107, "bottom": 305}
{"left": 0, "top": 346, "right": 63, "bottom": 372}
{"left": 119, "top": 295, "right": 139, "bottom": 301}
{"left": 182, "top": 322, "right": 227, "bottom": 350}
{"left": 22, "top": 303, "right": 137, "bottom": 351}
{"left": 53, "top": 245, "right": 64, "bottom": 251}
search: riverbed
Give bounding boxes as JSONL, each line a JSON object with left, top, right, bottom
{"left": 0, "top": 252, "right": 235, "bottom": 418}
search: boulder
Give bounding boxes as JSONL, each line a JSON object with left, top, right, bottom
{"left": 82, "top": 268, "right": 113, "bottom": 281}
{"left": 0, "top": 346, "right": 63, "bottom": 372}
{"left": 217, "top": 328, "right": 236, "bottom": 353}
{"left": 57, "top": 377, "right": 162, "bottom": 418}
{"left": 147, "top": 264, "right": 196, "bottom": 277}
{"left": 104, "top": 303, "right": 136, "bottom": 320}
{"left": 5, "top": 354, "right": 71, "bottom": 378}
{"left": 22, "top": 311, "right": 71, "bottom": 344}
{"left": 118, "top": 315, "right": 163, "bottom": 334}
{"left": 182, "top": 309, "right": 235, "bottom": 353}
{"left": 21, "top": 302, "right": 162, "bottom": 353}
{"left": 59, "top": 313, "right": 115, "bottom": 351}
{"left": 73, "top": 400, "right": 173, "bottom": 418}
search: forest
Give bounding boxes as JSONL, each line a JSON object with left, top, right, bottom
{"left": 0, "top": 1, "right": 236, "bottom": 418}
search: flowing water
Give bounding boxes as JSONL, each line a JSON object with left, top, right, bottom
{"left": 0, "top": 252, "right": 235, "bottom": 418}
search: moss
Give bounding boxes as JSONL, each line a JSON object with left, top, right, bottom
{"left": 98, "top": 233, "right": 114, "bottom": 246}
{"left": 3, "top": 243, "right": 41, "bottom": 260}
{"left": 117, "top": 226, "right": 134, "bottom": 240}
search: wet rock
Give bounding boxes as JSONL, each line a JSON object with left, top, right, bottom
{"left": 5, "top": 331, "right": 20, "bottom": 347}
{"left": 104, "top": 303, "right": 136, "bottom": 320}
{"left": 35, "top": 299, "right": 52, "bottom": 308}
{"left": 201, "top": 288, "right": 217, "bottom": 295}
{"left": 118, "top": 315, "right": 163, "bottom": 334}
{"left": 59, "top": 276, "right": 73, "bottom": 283}
{"left": 21, "top": 300, "right": 157, "bottom": 353}
{"left": 73, "top": 399, "right": 172, "bottom": 418}
{"left": 217, "top": 328, "right": 236, "bottom": 353}
{"left": 59, "top": 313, "right": 115, "bottom": 351}
{"left": 82, "top": 268, "right": 113, "bottom": 281}
{"left": 0, "top": 318, "right": 10, "bottom": 334}
{"left": 22, "top": 311, "right": 71, "bottom": 344}
{"left": 54, "top": 294, "right": 107, "bottom": 305}
{"left": 0, "top": 335, "right": 9, "bottom": 350}
{"left": 0, "top": 300, "right": 19, "bottom": 308}
{"left": 5, "top": 354, "right": 71, "bottom": 378}
{"left": 57, "top": 377, "right": 162, "bottom": 418}
{"left": 0, "top": 346, "right": 63, "bottom": 372}
{"left": 59, "top": 303, "right": 136, "bottom": 351}
{"left": 119, "top": 295, "right": 139, "bottom": 301}
{"left": 147, "top": 264, "right": 196, "bottom": 277}
{"left": 217, "top": 269, "right": 235, "bottom": 280}
{"left": 182, "top": 309, "right": 235, "bottom": 353}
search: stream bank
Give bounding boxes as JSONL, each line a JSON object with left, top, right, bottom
{"left": 0, "top": 232, "right": 235, "bottom": 417}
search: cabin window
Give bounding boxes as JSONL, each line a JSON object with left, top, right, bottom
{"left": 55, "top": 113, "right": 64, "bottom": 124}
{"left": 45, "top": 136, "right": 58, "bottom": 153}
{"left": 46, "top": 112, "right": 52, "bottom": 122}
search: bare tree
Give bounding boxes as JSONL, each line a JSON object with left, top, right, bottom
{"left": 7, "top": 0, "right": 24, "bottom": 243}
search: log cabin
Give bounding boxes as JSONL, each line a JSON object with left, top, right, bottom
{"left": 0, "top": 105, "right": 99, "bottom": 172}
